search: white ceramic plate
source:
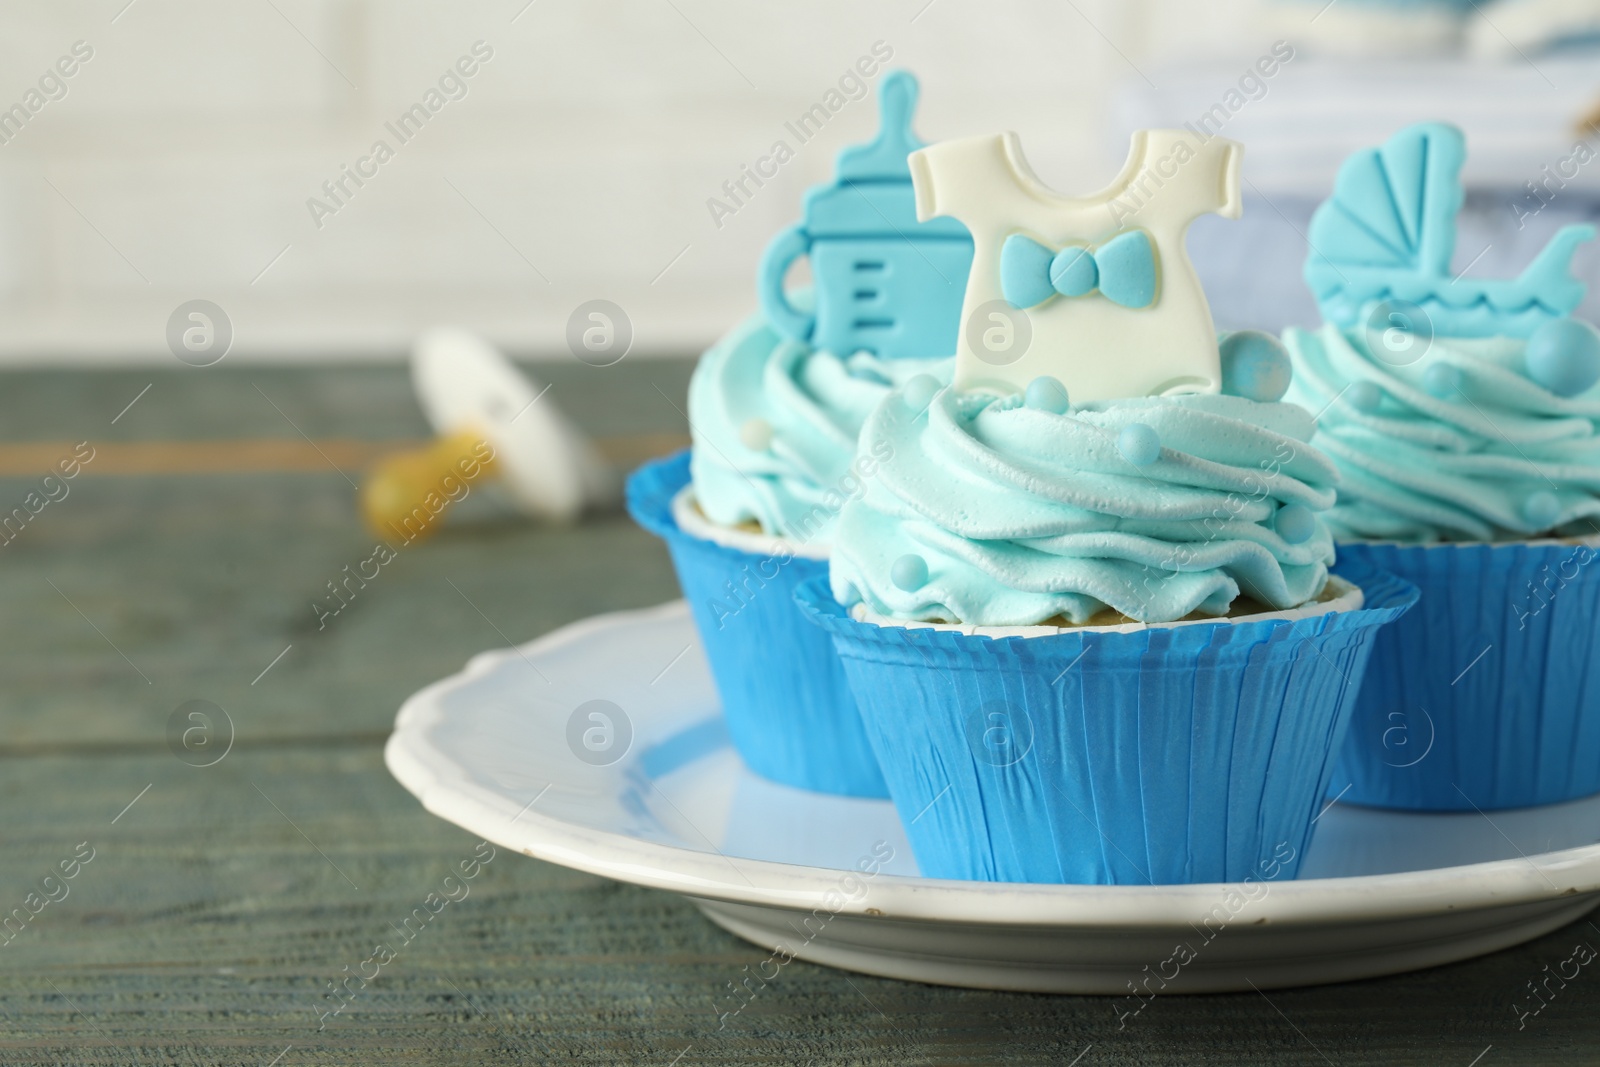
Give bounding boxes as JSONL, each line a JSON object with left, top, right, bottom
{"left": 384, "top": 600, "right": 1600, "bottom": 994}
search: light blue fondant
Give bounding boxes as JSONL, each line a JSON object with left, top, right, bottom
{"left": 801, "top": 183, "right": 944, "bottom": 237}
{"left": 1523, "top": 489, "right": 1562, "bottom": 530}
{"left": 1219, "top": 330, "right": 1293, "bottom": 402}
{"left": 1049, "top": 246, "right": 1098, "bottom": 298}
{"left": 1306, "top": 122, "right": 1594, "bottom": 339}
{"left": 1422, "top": 361, "right": 1462, "bottom": 398}
{"left": 890, "top": 553, "right": 928, "bottom": 591}
{"left": 1275, "top": 502, "right": 1315, "bottom": 545}
{"left": 1024, "top": 375, "right": 1071, "bottom": 414}
{"left": 1116, "top": 422, "right": 1162, "bottom": 467}
{"left": 1526, "top": 318, "right": 1600, "bottom": 397}
{"left": 999, "top": 234, "right": 1057, "bottom": 309}
{"left": 755, "top": 70, "right": 973, "bottom": 360}
{"left": 835, "top": 70, "right": 922, "bottom": 182}
{"left": 1094, "top": 229, "right": 1158, "bottom": 309}
{"left": 1001, "top": 230, "right": 1156, "bottom": 310}
{"left": 756, "top": 225, "right": 813, "bottom": 343}
{"left": 1347, "top": 380, "right": 1383, "bottom": 412}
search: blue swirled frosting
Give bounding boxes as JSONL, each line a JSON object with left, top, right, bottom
{"left": 1283, "top": 324, "right": 1600, "bottom": 542}
{"left": 688, "top": 308, "right": 951, "bottom": 542}
{"left": 829, "top": 387, "right": 1339, "bottom": 625}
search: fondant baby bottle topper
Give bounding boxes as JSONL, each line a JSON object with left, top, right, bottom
{"left": 758, "top": 71, "right": 973, "bottom": 360}
{"left": 1306, "top": 122, "right": 1594, "bottom": 341}
{"left": 910, "top": 129, "right": 1243, "bottom": 401}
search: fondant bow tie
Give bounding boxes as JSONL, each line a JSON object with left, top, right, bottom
{"left": 1000, "top": 230, "right": 1158, "bottom": 310}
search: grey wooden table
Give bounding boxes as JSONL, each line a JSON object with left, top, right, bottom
{"left": 1, "top": 360, "right": 1595, "bottom": 1066}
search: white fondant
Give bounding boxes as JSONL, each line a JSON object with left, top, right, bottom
{"left": 910, "top": 129, "right": 1242, "bottom": 402}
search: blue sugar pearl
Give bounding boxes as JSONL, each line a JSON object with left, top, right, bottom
{"left": 1526, "top": 318, "right": 1600, "bottom": 397}
{"left": 1219, "top": 330, "right": 1293, "bottom": 402}
{"left": 1347, "top": 380, "right": 1383, "bottom": 413}
{"left": 1024, "top": 375, "right": 1070, "bottom": 414}
{"left": 1523, "top": 490, "right": 1562, "bottom": 531}
{"left": 1422, "top": 363, "right": 1462, "bottom": 399}
{"left": 902, "top": 375, "right": 941, "bottom": 413}
{"left": 1117, "top": 423, "right": 1161, "bottom": 467}
{"left": 1275, "top": 502, "right": 1316, "bottom": 544}
{"left": 890, "top": 553, "right": 928, "bottom": 592}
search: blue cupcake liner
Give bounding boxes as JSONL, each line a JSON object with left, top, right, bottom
{"left": 1331, "top": 539, "right": 1600, "bottom": 811}
{"left": 626, "top": 451, "right": 889, "bottom": 798}
{"left": 794, "top": 564, "right": 1417, "bottom": 885}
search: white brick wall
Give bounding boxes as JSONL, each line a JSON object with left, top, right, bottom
{"left": 0, "top": 0, "right": 1276, "bottom": 363}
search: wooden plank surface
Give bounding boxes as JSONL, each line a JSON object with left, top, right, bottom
{"left": 1, "top": 362, "right": 1597, "bottom": 1065}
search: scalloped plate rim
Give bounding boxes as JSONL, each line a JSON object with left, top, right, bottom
{"left": 384, "top": 600, "right": 1600, "bottom": 931}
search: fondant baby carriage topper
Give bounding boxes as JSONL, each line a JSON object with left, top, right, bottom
{"left": 758, "top": 71, "right": 973, "bottom": 361}
{"left": 1305, "top": 121, "right": 1595, "bottom": 343}
{"left": 910, "top": 127, "right": 1243, "bottom": 401}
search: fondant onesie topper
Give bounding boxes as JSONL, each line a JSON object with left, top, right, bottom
{"left": 909, "top": 129, "right": 1243, "bottom": 401}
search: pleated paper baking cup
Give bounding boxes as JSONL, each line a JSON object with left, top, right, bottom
{"left": 794, "top": 566, "right": 1417, "bottom": 885}
{"left": 1331, "top": 538, "right": 1600, "bottom": 812}
{"left": 625, "top": 451, "right": 889, "bottom": 798}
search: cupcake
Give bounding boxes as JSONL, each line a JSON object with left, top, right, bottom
{"left": 800, "top": 376, "right": 1414, "bottom": 884}
{"left": 1288, "top": 122, "right": 1600, "bottom": 811}
{"left": 629, "top": 313, "right": 949, "bottom": 796}
{"left": 796, "top": 124, "right": 1417, "bottom": 885}
{"left": 626, "top": 72, "right": 969, "bottom": 797}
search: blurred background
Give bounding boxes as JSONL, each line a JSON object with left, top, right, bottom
{"left": 5, "top": 0, "right": 1600, "bottom": 363}
{"left": 9, "top": 3, "right": 1600, "bottom": 1060}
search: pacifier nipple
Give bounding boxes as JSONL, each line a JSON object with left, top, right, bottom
{"left": 360, "top": 429, "right": 497, "bottom": 543}
{"left": 360, "top": 327, "right": 618, "bottom": 540}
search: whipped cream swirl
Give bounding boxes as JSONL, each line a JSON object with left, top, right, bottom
{"left": 830, "top": 387, "right": 1339, "bottom": 625}
{"left": 1284, "top": 324, "right": 1600, "bottom": 542}
{"left": 688, "top": 309, "right": 950, "bottom": 542}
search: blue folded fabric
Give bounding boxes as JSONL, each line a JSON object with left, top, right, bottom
{"left": 627, "top": 451, "right": 889, "bottom": 798}
{"left": 1332, "top": 539, "right": 1600, "bottom": 811}
{"left": 796, "top": 563, "right": 1417, "bottom": 884}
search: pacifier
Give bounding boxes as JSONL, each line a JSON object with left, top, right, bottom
{"left": 360, "top": 328, "right": 618, "bottom": 542}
